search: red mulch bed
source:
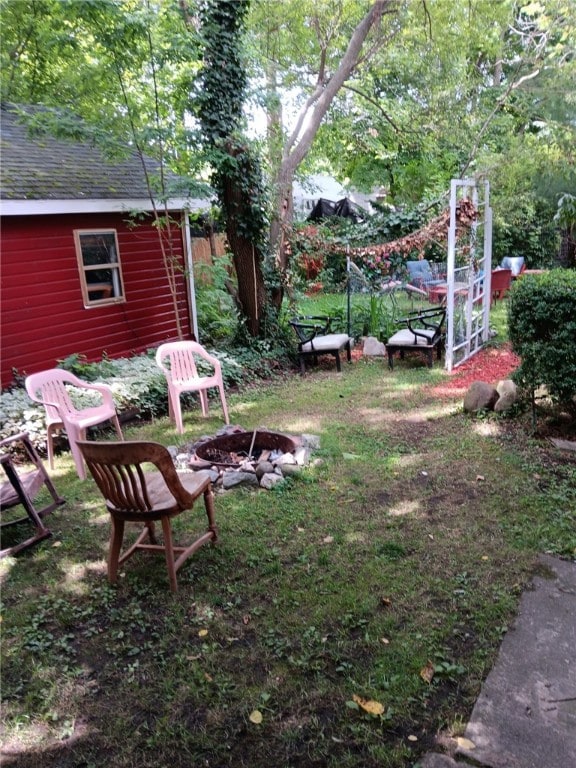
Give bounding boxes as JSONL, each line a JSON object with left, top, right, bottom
{"left": 429, "top": 343, "right": 520, "bottom": 396}
{"left": 351, "top": 342, "right": 520, "bottom": 394}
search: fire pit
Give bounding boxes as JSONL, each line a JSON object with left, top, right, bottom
{"left": 179, "top": 426, "right": 318, "bottom": 491}
{"left": 195, "top": 429, "right": 298, "bottom": 469}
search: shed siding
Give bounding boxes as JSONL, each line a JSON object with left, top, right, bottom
{"left": 1, "top": 213, "right": 192, "bottom": 387}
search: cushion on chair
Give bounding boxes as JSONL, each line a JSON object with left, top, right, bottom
{"left": 500, "top": 256, "right": 525, "bottom": 276}
{"left": 300, "top": 333, "right": 350, "bottom": 354}
{"left": 387, "top": 328, "right": 437, "bottom": 347}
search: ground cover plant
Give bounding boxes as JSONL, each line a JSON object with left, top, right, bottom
{"left": 1, "top": 315, "right": 575, "bottom": 767}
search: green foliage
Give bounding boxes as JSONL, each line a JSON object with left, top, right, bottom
{"left": 555, "top": 193, "right": 576, "bottom": 229}
{"left": 195, "top": 256, "right": 239, "bottom": 344}
{"left": 491, "top": 192, "right": 560, "bottom": 269}
{"left": 508, "top": 269, "right": 576, "bottom": 410}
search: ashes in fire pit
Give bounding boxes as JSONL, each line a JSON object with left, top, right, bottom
{"left": 176, "top": 426, "right": 320, "bottom": 491}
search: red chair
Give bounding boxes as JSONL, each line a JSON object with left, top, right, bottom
{"left": 490, "top": 269, "right": 513, "bottom": 304}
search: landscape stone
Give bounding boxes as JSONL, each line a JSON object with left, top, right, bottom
{"left": 259, "top": 472, "right": 285, "bottom": 489}
{"left": 493, "top": 391, "right": 517, "bottom": 412}
{"left": 363, "top": 335, "right": 386, "bottom": 357}
{"left": 496, "top": 378, "right": 517, "bottom": 397}
{"left": 277, "top": 463, "right": 301, "bottom": 477}
{"left": 255, "top": 460, "right": 274, "bottom": 479}
{"left": 463, "top": 381, "right": 499, "bottom": 413}
{"left": 222, "top": 471, "right": 259, "bottom": 490}
{"left": 275, "top": 452, "right": 297, "bottom": 466}
{"left": 294, "top": 446, "right": 310, "bottom": 466}
{"left": 301, "top": 433, "right": 321, "bottom": 450}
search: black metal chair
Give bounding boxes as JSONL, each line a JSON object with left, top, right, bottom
{"left": 385, "top": 307, "right": 446, "bottom": 370}
{"left": 290, "top": 315, "right": 352, "bottom": 374}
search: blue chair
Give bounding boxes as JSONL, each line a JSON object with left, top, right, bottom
{"left": 405, "top": 260, "right": 446, "bottom": 293}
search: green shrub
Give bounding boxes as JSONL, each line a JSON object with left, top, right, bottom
{"left": 508, "top": 269, "right": 576, "bottom": 411}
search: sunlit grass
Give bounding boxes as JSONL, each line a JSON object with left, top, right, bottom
{"left": 1, "top": 350, "right": 574, "bottom": 767}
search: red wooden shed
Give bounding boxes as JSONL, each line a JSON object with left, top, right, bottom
{"left": 0, "top": 105, "right": 211, "bottom": 389}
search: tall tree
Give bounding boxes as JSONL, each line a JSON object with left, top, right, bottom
{"left": 249, "top": 0, "right": 401, "bottom": 304}
{"left": 194, "top": 0, "right": 268, "bottom": 336}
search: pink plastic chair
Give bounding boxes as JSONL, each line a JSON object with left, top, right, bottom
{"left": 155, "top": 341, "right": 230, "bottom": 434}
{"left": 25, "top": 370, "right": 123, "bottom": 480}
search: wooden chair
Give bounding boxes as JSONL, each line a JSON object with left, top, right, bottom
{"left": 290, "top": 315, "right": 352, "bottom": 374}
{"left": 386, "top": 307, "right": 446, "bottom": 370}
{"left": 1, "top": 432, "right": 65, "bottom": 557}
{"left": 25, "top": 369, "right": 123, "bottom": 479}
{"left": 155, "top": 341, "right": 229, "bottom": 434}
{"left": 77, "top": 440, "right": 217, "bottom": 592}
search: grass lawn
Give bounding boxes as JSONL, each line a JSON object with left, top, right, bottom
{"left": 2, "top": 311, "right": 575, "bottom": 767}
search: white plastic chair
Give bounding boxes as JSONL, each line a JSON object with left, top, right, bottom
{"left": 155, "top": 341, "right": 230, "bottom": 434}
{"left": 25, "top": 369, "right": 123, "bottom": 480}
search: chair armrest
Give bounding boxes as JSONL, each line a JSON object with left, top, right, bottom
{"left": 290, "top": 315, "right": 333, "bottom": 344}
{"left": 194, "top": 348, "right": 223, "bottom": 372}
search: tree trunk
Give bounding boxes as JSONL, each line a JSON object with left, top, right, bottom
{"left": 223, "top": 176, "right": 267, "bottom": 336}
{"left": 268, "top": 1, "right": 394, "bottom": 308}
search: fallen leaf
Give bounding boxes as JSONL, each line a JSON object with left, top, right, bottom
{"left": 249, "top": 710, "right": 263, "bottom": 724}
{"left": 481, "top": 555, "right": 489, "bottom": 561}
{"left": 352, "top": 694, "right": 384, "bottom": 716}
{"left": 381, "top": 597, "right": 392, "bottom": 607}
{"left": 420, "top": 660, "right": 435, "bottom": 684}
{"left": 476, "top": 475, "right": 485, "bottom": 481}
{"left": 456, "top": 737, "right": 476, "bottom": 750}
{"left": 52, "top": 541, "right": 62, "bottom": 548}
{"left": 242, "top": 615, "right": 251, "bottom": 625}
{"left": 380, "top": 637, "right": 390, "bottom": 644}
{"left": 198, "top": 629, "right": 208, "bottom": 637}
{"left": 204, "top": 673, "right": 213, "bottom": 682}
{"left": 408, "top": 734, "right": 418, "bottom": 742}
{"left": 323, "top": 535, "right": 334, "bottom": 544}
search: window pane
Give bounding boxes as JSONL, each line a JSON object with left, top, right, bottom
{"left": 79, "top": 233, "right": 117, "bottom": 266}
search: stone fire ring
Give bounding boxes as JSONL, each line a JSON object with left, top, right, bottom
{"left": 195, "top": 429, "right": 299, "bottom": 468}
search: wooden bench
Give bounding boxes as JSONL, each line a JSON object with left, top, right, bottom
{"left": 290, "top": 316, "right": 352, "bottom": 374}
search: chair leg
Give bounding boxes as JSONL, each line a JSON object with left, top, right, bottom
{"left": 161, "top": 516, "right": 178, "bottom": 592}
{"left": 203, "top": 486, "right": 218, "bottom": 543}
{"left": 198, "top": 390, "right": 209, "bottom": 418}
{"left": 171, "top": 392, "right": 184, "bottom": 434}
{"left": 112, "top": 413, "right": 124, "bottom": 440}
{"left": 108, "top": 517, "right": 125, "bottom": 584}
{"left": 68, "top": 427, "right": 88, "bottom": 480}
{"left": 47, "top": 425, "right": 57, "bottom": 470}
{"left": 219, "top": 385, "right": 230, "bottom": 424}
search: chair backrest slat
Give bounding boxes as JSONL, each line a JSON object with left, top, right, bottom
{"left": 171, "top": 348, "right": 199, "bottom": 384}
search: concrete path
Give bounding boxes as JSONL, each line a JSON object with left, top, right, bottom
{"left": 418, "top": 554, "right": 576, "bottom": 768}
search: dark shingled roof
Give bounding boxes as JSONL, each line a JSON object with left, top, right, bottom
{"left": 0, "top": 104, "right": 203, "bottom": 203}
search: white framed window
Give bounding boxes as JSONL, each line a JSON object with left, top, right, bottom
{"left": 74, "top": 229, "right": 125, "bottom": 307}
